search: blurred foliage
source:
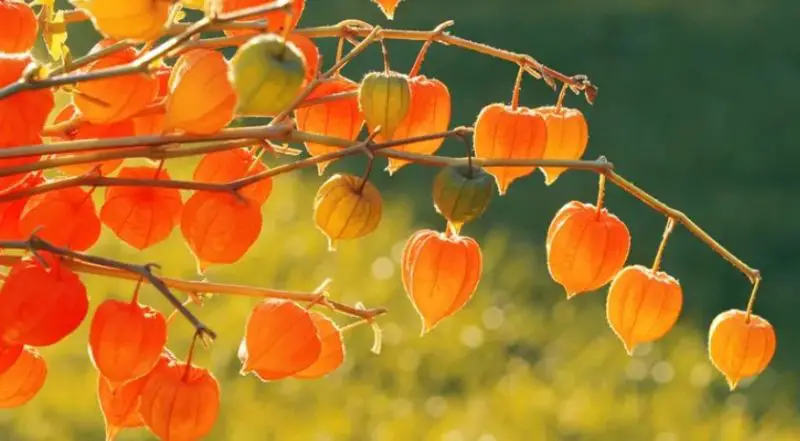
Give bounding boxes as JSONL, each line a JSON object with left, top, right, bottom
{"left": 6, "top": 0, "right": 799, "bottom": 439}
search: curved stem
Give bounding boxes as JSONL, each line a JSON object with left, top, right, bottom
{"left": 408, "top": 20, "right": 455, "bottom": 77}
{"left": 182, "top": 330, "right": 202, "bottom": 381}
{"left": 131, "top": 277, "right": 144, "bottom": 304}
{"left": 595, "top": 173, "right": 607, "bottom": 215}
{"left": 358, "top": 155, "right": 376, "bottom": 194}
{"left": 744, "top": 277, "right": 763, "bottom": 323}
{"left": 511, "top": 64, "right": 525, "bottom": 110}
{"left": 652, "top": 217, "right": 676, "bottom": 272}
{"left": 380, "top": 38, "right": 390, "bottom": 74}
{"left": 555, "top": 83, "right": 569, "bottom": 111}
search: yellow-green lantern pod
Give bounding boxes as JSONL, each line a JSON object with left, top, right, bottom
{"left": 358, "top": 71, "right": 412, "bottom": 140}
{"left": 313, "top": 174, "right": 383, "bottom": 251}
{"left": 432, "top": 163, "right": 494, "bottom": 233}
{"left": 229, "top": 34, "right": 307, "bottom": 117}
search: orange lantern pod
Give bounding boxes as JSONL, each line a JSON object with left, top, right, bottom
{"left": 180, "top": 191, "right": 262, "bottom": 270}
{"left": 709, "top": 309, "right": 776, "bottom": 391}
{"left": 100, "top": 166, "right": 183, "bottom": 250}
{"left": 546, "top": 201, "right": 631, "bottom": 298}
{"left": 19, "top": 185, "right": 102, "bottom": 251}
{"left": 193, "top": 148, "right": 273, "bottom": 206}
{"left": 133, "top": 66, "right": 171, "bottom": 136}
{"left": 286, "top": 33, "right": 319, "bottom": 85}
{"left": 89, "top": 298, "right": 168, "bottom": 384}
{"left": 221, "top": 0, "right": 305, "bottom": 36}
{"left": 293, "top": 312, "right": 345, "bottom": 379}
{"left": 97, "top": 374, "right": 148, "bottom": 441}
{"left": 380, "top": 75, "right": 451, "bottom": 175}
{"left": 164, "top": 49, "right": 237, "bottom": 135}
{"left": 370, "top": 0, "right": 403, "bottom": 19}
{"left": 50, "top": 105, "right": 132, "bottom": 176}
{"left": 139, "top": 360, "right": 221, "bottom": 441}
{"left": 0, "top": 172, "right": 44, "bottom": 241}
{"left": 0, "top": 341, "right": 22, "bottom": 375}
{"left": 74, "top": 41, "right": 159, "bottom": 124}
{"left": 0, "top": 346, "right": 46, "bottom": 409}
{"left": 295, "top": 76, "right": 363, "bottom": 175}
{"left": 537, "top": 103, "right": 589, "bottom": 185}
{"left": 0, "top": 253, "right": 89, "bottom": 346}
{"left": 473, "top": 103, "right": 548, "bottom": 195}
{"left": 0, "top": 0, "right": 38, "bottom": 53}
{"left": 401, "top": 228, "right": 483, "bottom": 334}
{"left": 0, "top": 53, "right": 53, "bottom": 146}
{"left": 239, "top": 299, "right": 322, "bottom": 380}
{"left": 606, "top": 265, "right": 683, "bottom": 354}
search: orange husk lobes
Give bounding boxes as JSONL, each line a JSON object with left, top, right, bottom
{"left": 100, "top": 166, "right": 183, "bottom": 250}
{"left": 77, "top": 0, "right": 173, "bottom": 41}
{"left": 165, "top": 49, "right": 237, "bottom": 135}
{"left": 180, "top": 191, "right": 263, "bottom": 269}
{"left": 708, "top": 309, "right": 776, "bottom": 390}
{"left": 89, "top": 299, "right": 168, "bottom": 383}
{"left": 221, "top": 0, "right": 305, "bottom": 36}
{"left": 606, "top": 265, "right": 683, "bottom": 354}
{"left": 51, "top": 105, "right": 131, "bottom": 177}
{"left": 73, "top": 44, "right": 159, "bottom": 124}
{"left": 537, "top": 105, "right": 589, "bottom": 185}
{"left": 473, "top": 103, "right": 547, "bottom": 195}
{"left": 139, "top": 361, "right": 221, "bottom": 441}
{"left": 0, "top": 341, "right": 23, "bottom": 375}
{"left": 294, "top": 77, "right": 363, "bottom": 175}
{"left": 0, "top": 346, "right": 46, "bottom": 409}
{"left": 0, "top": 254, "right": 89, "bottom": 347}
{"left": 97, "top": 374, "right": 148, "bottom": 440}
{"left": 0, "top": 1, "right": 38, "bottom": 53}
{"left": 371, "top": 0, "right": 403, "bottom": 19}
{"left": 401, "top": 229, "right": 483, "bottom": 334}
{"left": 293, "top": 312, "right": 345, "bottom": 379}
{"left": 19, "top": 185, "right": 102, "bottom": 252}
{"left": 381, "top": 76, "right": 451, "bottom": 174}
{"left": 240, "top": 299, "right": 322, "bottom": 380}
{"left": 193, "top": 149, "right": 273, "bottom": 206}
{"left": 0, "top": 173, "right": 45, "bottom": 241}
{"left": 286, "top": 33, "right": 320, "bottom": 85}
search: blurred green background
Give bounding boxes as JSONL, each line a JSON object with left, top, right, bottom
{"left": 3, "top": 0, "right": 798, "bottom": 440}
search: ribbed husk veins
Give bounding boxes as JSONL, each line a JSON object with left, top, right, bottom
{"left": 358, "top": 71, "right": 411, "bottom": 140}
{"left": 432, "top": 164, "right": 494, "bottom": 228}
{"left": 313, "top": 174, "right": 383, "bottom": 251}
{"left": 230, "top": 34, "right": 307, "bottom": 117}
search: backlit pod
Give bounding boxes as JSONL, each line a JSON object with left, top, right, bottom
{"left": 708, "top": 309, "right": 776, "bottom": 391}
{"left": 0, "top": 346, "right": 46, "bottom": 409}
{"left": 221, "top": 0, "right": 306, "bottom": 36}
{"left": 358, "top": 71, "right": 412, "bottom": 140}
{"left": 76, "top": 0, "right": 173, "bottom": 41}
{"left": 537, "top": 105, "right": 589, "bottom": 185}
{"left": 0, "top": 0, "right": 38, "bottom": 53}
{"left": 313, "top": 173, "right": 383, "bottom": 251}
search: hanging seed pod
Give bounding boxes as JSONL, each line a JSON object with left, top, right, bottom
{"left": 708, "top": 309, "right": 776, "bottom": 391}
{"left": 381, "top": 75, "right": 451, "bottom": 175}
{"left": 313, "top": 174, "right": 383, "bottom": 251}
{"left": 239, "top": 299, "right": 322, "bottom": 380}
{"left": 401, "top": 228, "right": 483, "bottom": 334}
{"left": 358, "top": 71, "right": 412, "bottom": 140}
{"left": 96, "top": 373, "right": 148, "bottom": 441}
{"left": 294, "top": 76, "right": 364, "bottom": 175}
{"left": 230, "top": 34, "right": 307, "bottom": 117}
{"left": 606, "top": 265, "right": 683, "bottom": 354}
{"left": 0, "top": 346, "right": 46, "bottom": 409}
{"left": 537, "top": 105, "right": 589, "bottom": 185}
{"left": 0, "top": 0, "right": 38, "bottom": 53}
{"left": 293, "top": 312, "right": 345, "bottom": 380}
{"left": 220, "top": 0, "right": 306, "bottom": 36}
{"left": 546, "top": 201, "right": 631, "bottom": 298}
{"left": 75, "top": 0, "right": 172, "bottom": 41}
{"left": 432, "top": 164, "right": 494, "bottom": 231}
{"left": 473, "top": 103, "right": 547, "bottom": 195}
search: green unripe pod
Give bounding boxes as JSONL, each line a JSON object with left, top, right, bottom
{"left": 230, "top": 34, "right": 307, "bottom": 117}
{"left": 358, "top": 71, "right": 411, "bottom": 140}
{"left": 432, "top": 163, "right": 494, "bottom": 229}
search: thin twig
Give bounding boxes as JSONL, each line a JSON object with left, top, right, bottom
{"left": 0, "top": 235, "right": 216, "bottom": 340}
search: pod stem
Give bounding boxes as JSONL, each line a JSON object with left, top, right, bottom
{"left": 182, "top": 329, "right": 203, "bottom": 382}
{"left": 335, "top": 36, "right": 346, "bottom": 65}
{"left": 358, "top": 155, "right": 375, "bottom": 194}
{"left": 510, "top": 63, "right": 525, "bottom": 110}
{"left": 744, "top": 277, "right": 763, "bottom": 324}
{"left": 130, "top": 277, "right": 144, "bottom": 304}
{"left": 651, "top": 217, "right": 676, "bottom": 272}
{"left": 408, "top": 20, "right": 455, "bottom": 77}
{"left": 380, "top": 38, "right": 390, "bottom": 74}
{"left": 555, "top": 83, "right": 569, "bottom": 111}
{"left": 153, "top": 159, "right": 165, "bottom": 179}
{"left": 595, "top": 173, "right": 607, "bottom": 216}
